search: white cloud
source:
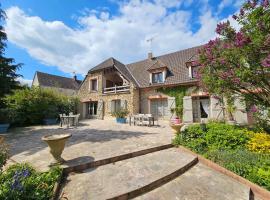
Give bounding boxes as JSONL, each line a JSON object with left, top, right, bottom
{"left": 5, "top": 0, "right": 233, "bottom": 75}
{"left": 17, "top": 77, "right": 32, "bottom": 86}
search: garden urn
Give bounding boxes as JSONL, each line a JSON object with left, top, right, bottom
{"left": 42, "top": 133, "right": 72, "bottom": 165}
{"left": 170, "top": 123, "right": 183, "bottom": 134}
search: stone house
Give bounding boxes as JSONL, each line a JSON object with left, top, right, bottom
{"left": 32, "top": 71, "right": 81, "bottom": 96}
{"left": 78, "top": 46, "right": 251, "bottom": 124}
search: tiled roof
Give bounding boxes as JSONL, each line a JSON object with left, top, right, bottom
{"left": 127, "top": 46, "right": 202, "bottom": 88}
{"left": 147, "top": 59, "right": 167, "bottom": 71}
{"left": 87, "top": 45, "right": 202, "bottom": 88}
{"left": 35, "top": 71, "right": 81, "bottom": 90}
{"left": 89, "top": 57, "right": 139, "bottom": 86}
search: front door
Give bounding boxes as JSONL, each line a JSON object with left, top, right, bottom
{"left": 87, "top": 101, "right": 98, "bottom": 118}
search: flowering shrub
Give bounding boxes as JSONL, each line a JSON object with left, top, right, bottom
{"left": 247, "top": 132, "right": 270, "bottom": 153}
{"left": 198, "top": 0, "right": 270, "bottom": 109}
{"left": 173, "top": 122, "right": 270, "bottom": 190}
{"left": 0, "top": 163, "right": 61, "bottom": 200}
{"left": 206, "top": 149, "right": 270, "bottom": 190}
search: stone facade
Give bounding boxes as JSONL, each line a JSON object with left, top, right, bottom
{"left": 78, "top": 71, "right": 139, "bottom": 119}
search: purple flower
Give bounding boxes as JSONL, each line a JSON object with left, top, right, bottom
{"left": 240, "top": 8, "right": 245, "bottom": 16}
{"left": 261, "top": 55, "right": 270, "bottom": 67}
{"left": 250, "top": 105, "right": 258, "bottom": 113}
{"left": 247, "top": 0, "right": 257, "bottom": 8}
{"left": 261, "top": 0, "right": 269, "bottom": 7}
{"left": 235, "top": 32, "right": 251, "bottom": 47}
{"left": 216, "top": 21, "right": 230, "bottom": 35}
{"left": 232, "top": 15, "right": 238, "bottom": 20}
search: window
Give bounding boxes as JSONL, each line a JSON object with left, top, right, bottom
{"left": 90, "top": 79, "right": 97, "bottom": 91}
{"left": 189, "top": 66, "right": 198, "bottom": 79}
{"left": 152, "top": 72, "right": 164, "bottom": 83}
{"left": 111, "top": 99, "right": 121, "bottom": 113}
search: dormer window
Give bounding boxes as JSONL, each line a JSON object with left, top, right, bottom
{"left": 152, "top": 72, "right": 164, "bottom": 83}
{"left": 188, "top": 66, "right": 198, "bottom": 79}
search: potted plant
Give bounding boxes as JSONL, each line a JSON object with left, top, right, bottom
{"left": 170, "top": 107, "right": 184, "bottom": 133}
{"left": 43, "top": 105, "right": 58, "bottom": 125}
{"left": 112, "top": 109, "right": 129, "bottom": 124}
{"left": 0, "top": 108, "right": 11, "bottom": 133}
{"left": 170, "top": 107, "right": 183, "bottom": 125}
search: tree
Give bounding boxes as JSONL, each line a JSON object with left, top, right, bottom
{"left": 0, "top": 5, "right": 22, "bottom": 107}
{"left": 197, "top": 0, "right": 270, "bottom": 110}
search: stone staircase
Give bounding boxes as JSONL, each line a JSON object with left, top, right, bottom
{"left": 59, "top": 145, "right": 267, "bottom": 200}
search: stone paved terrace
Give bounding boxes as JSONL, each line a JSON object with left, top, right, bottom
{"left": 4, "top": 119, "right": 173, "bottom": 172}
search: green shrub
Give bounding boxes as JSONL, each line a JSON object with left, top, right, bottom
{"left": 4, "top": 87, "right": 79, "bottom": 126}
{"left": 205, "top": 149, "right": 270, "bottom": 191}
{"left": 205, "top": 123, "right": 250, "bottom": 150}
{"left": 0, "top": 163, "right": 62, "bottom": 200}
{"left": 0, "top": 139, "right": 9, "bottom": 171}
{"left": 173, "top": 122, "right": 251, "bottom": 153}
{"left": 111, "top": 109, "right": 129, "bottom": 118}
{"left": 173, "top": 124, "right": 207, "bottom": 154}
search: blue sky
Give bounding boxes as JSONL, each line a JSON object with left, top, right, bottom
{"left": 2, "top": 0, "right": 243, "bottom": 85}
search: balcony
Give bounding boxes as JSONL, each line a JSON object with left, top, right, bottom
{"left": 103, "top": 85, "right": 130, "bottom": 94}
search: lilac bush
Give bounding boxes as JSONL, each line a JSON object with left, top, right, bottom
{"left": 198, "top": 0, "right": 270, "bottom": 109}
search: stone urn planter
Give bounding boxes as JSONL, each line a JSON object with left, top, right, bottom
{"left": 42, "top": 133, "right": 72, "bottom": 165}
{"left": 170, "top": 123, "right": 183, "bottom": 134}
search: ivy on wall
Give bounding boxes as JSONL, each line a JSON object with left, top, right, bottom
{"left": 157, "top": 86, "right": 189, "bottom": 117}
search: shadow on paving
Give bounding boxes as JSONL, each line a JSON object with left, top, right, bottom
{"left": 5, "top": 126, "right": 159, "bottom": 158}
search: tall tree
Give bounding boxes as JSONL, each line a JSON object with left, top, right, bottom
{"left": 0, "top": 5, "right": 22, "bottom": 107}
{"left": 197, "top": 0, "right": 270, "bottom": 109}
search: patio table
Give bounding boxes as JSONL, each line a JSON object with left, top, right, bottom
{"left": 131, "top": 115, "right": 155, "bottom": 126}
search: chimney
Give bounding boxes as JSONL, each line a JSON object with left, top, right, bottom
{"left": 148, "top": 52, "right": 153, "bottom": 59}
{"left": 72, "top": 72, "right": 77, "bottom": 81}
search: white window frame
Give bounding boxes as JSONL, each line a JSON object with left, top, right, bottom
{"left": 151, "top": 71, "right": 165, "bottom": 84}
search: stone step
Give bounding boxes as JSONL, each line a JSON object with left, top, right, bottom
{"left": 60, "top": 148, "right": 197, "bottom": 200}
{"left": 135, "top": 163, "right": 250, "bottom": 200}
{"left": 62, "top": 144, "right": 174, "bottom": 174}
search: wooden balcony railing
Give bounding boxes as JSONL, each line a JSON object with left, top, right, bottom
{"left": 103, "top": 85, "right": 130, "bottom": 94}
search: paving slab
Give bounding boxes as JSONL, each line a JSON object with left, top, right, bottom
{"left": 4, "top": 119, "right": 173, "bottom": 172}
{"left": 60, "top": 148, "right": 196, "bottom": 200}
{"left": 135, "top": 163, "right": 250, "bottom": 200}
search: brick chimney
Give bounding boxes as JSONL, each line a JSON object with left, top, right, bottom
{"left": 148, "top": 52, "right": 153, "bottom": 59}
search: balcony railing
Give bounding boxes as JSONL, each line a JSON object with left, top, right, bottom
{"left": 103, "top": 85, "right": 130, "bottom": 94}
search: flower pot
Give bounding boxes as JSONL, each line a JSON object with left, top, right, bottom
{"left": 42, "top": 133, "right": 72, "bottom": 165}
{"left": 0, "top": 124, "right": 10, "bottom": 133}
{"left": 170, "top": 123, "right": 183, "bottom": 134}
{"left": 116, "top": 118, "right": 127, "bottom": 124}
{"left": 43, "top": 118, "right": 57, "bottom": 125}
{"left": 171, "top": 118, "right": 182, "bottom": 125}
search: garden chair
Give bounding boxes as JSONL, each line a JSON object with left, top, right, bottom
{"left": 74, "top": 114, "right": 80, "bottom": 127}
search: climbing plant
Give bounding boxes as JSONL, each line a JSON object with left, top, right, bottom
{"left": 157, "top": 86, "right": 189, "bottom": 118}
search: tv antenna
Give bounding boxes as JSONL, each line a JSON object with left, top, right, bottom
{"left": 146, "top": 35, "right": 157, "bottom": 53}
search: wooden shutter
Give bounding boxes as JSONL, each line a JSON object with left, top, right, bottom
{"left": 167, "top": 97, "right": 176, "bottom": 119}
{"left": 97, "top": 100, "right": 104, "bottom": 119}
{"left": 210, "top": 95, "right": 224, "bottom": 120}
{"left": 121, "top": 100, "right": 127, "bottom": 110}
{"left": 183, "top": 96, "right": 193, "bottom": 123}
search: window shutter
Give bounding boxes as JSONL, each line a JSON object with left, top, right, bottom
{"left": 110, "top": 100, "right": 115, "bottom": 113}
{"left": 97, "top": 100, "right": 104, "bottom": 119}
{"left": 183, "top": 96, "right": 193, "bottom": 123}
{"left": 121, "top": 100, "right": 127, "bottom": 110}
{"left": 167, "top": 97, "right": 176, "bottom": 119}
{"left": 210, "top": 95, "right": 224, "bottom": 120}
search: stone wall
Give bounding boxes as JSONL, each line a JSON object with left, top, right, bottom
{"left": 78, "top": 71, "right": 139, "bottom": 118}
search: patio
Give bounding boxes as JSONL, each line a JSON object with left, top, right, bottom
{"left": 4, "top": 119, "right": 173, "bottom": 172}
